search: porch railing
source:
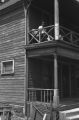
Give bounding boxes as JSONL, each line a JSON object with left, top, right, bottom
{"left": 27, "top": 88, "right": 54, "bottom": 103}
{"left": 28, "top": 25, "right": 54, "bottom": 44}
{"left": 28, "top": 25, "right": 79, "bottom": 46}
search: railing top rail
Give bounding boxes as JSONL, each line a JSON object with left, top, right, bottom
{"left": 27, "top": 88, "right": 54, "bottom": 91}
{"left": 29, "top": 25, "right": 54, "bottom": 33}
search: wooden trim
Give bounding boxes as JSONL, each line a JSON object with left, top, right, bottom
{"left": 27, "top": 47, "right": 56, "bottom": 58}
{"left": 23, "top": 3, "right": 29, "bottom": 117}
{"left": 1, "top": 59, "right": 14, "bottom": 75}
{"left": 57, "top": 47, "right": 79, "bottom": 60}
{"left": 26, "top": 40, "right": 79, "bottom": 52}
{"left": 26, "top": 41, "right": 79, "bottom": 60}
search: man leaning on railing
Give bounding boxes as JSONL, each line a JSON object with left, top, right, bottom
{"left": 38, "top": 21, "right": 46, "bottom": 42}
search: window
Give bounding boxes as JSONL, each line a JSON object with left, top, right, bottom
{"left": 1, "top": 60, "right": 14, "bottom": 75}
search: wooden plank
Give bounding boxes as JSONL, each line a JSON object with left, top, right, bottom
{"left": 27, "top": 47, "right": 56, "bottom": 57}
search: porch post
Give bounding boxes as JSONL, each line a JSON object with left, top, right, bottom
{"left": 23, "top": 1, "right": 29, "bottom": 118}
{"left": 54, "top": 0, "right": 59, "bottom": 40}
{"left": 53, "top": 54, "right": 59, "bottom": 108}
{"left": 24, "top": 5, "right": 28, "bottom": 119}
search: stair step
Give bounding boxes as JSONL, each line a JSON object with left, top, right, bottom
{"left": 67, "top": 111, "right": 79, "bottom": 117}
{"left": 61, "top": 108, "right": 79, "bottom": 113}
{"left": 66, "top": 115, "right": 79, "bottom": 120}
{"left": 59, "top": 108, "right": 79, "bottom": 120}
{"left": 32, "top": 102, "right": 79, "bottom": 120}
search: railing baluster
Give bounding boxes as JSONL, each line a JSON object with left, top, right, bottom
{"left": 27, "top": 88, "right": 54, "bottom": 103}
{"left": 41, "top": 90, "right": 42, "bottom": 102}
{"left": 28, "top": 90, "right": 29, "bottom": 101}
{"left": 35, "top": 90, "right": 36, "bottom": 101}
{"left": 50, "top": 90, "right": 52, "bottom": 103}
{"left": 29, "top": 90, "right": 30, "bottom": 102}
{"left": 32, "top": 91, "right": 33, "bottom": 101}
{"left": 70, "top": 32, "right": 73, "bottom": 42}
{"left": 44, "top": 90, "right": 45, "bottom": 102}
{"left": 39, "top": 32, "right": 41, "bottom": 42}
{"left": 47, "top": 90, "right": 48, "bottom": 103}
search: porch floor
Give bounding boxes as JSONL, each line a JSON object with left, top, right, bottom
{"left": 59, "top": 98, "right": 79, "bottom": 111}
{"left": 29, "top": 99, "right": 79, "bottom": 120}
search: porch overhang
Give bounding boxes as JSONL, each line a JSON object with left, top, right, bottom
{"left": 25, "top": 40, "right": 79, "bottom": 60}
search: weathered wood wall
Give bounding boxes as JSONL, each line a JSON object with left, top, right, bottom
{"left": 0, "top": 6, "right": 25, "bottom": 104}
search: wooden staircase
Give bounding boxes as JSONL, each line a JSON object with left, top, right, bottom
{"left": 30, "top": 102, "right": 79, "bottom": 120}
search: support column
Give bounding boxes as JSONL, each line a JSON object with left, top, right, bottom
{"left": 25, "top": 56, "right": 29, "bottom": 116}
{"left": 53, "top": 54, "right": 59, "bottom": 108}
{"left": 54, "top": 0, "right": 59, "bottom": 40}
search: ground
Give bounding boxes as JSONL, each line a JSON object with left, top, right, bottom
{"left": 0, "top": 102, "right": 25, "bottom": 120}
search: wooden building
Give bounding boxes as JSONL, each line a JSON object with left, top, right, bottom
{"left": 0, "top": 0, "right": 25, "bottom": 104}
{"left": 0, "top": 0, "right": 79, "bottom": 119}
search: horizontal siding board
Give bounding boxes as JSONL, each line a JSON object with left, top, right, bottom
{"left": 0, "top": 89, "right": 24, "bottom": 92}
{"left": 0, "top": 95, "right": 24, "bottom": 104}
{"left": 0, "top": 35, "right": 25, "bottom": 45}
{"left": 0, "top": 82, "right": 24, "bottom": 86}
{"left": 0, "top": 20, "right": 25, "bottom": 43}
{"left": 0, "top": 51, "right": 25, "bottom": 59}
{"left": 0, "top": 9, "right": 24, "bottom": 26}
{"left": 0, "top": 42, "right": 25, "bottom": 54}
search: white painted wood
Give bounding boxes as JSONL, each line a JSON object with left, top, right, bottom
{"left": 66, "top": 115, "right": 79, "bottom": 120}
{"left": 61, "top": 108, "right": 79, "bottom": 113}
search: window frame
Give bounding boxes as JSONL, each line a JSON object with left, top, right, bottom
{"left": 1, "top": 59, "right": 14, "bottom": 75}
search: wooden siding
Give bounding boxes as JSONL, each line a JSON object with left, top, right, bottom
{"left": 0, "top": 8, "right": 25, "bottom": 104}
